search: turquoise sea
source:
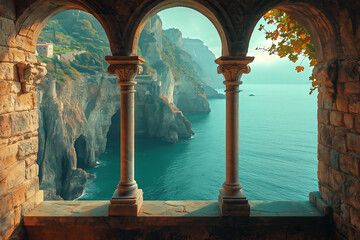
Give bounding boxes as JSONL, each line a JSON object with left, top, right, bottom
{"left": 79, "top": 83, "right": 318, "bottom": 201}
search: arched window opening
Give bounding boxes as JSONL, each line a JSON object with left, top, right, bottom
{"left": 240, "top": 10, "right": 318, "bottom": 200}
{"left": 36, "top": 10, "right": 113, "bottom": 200}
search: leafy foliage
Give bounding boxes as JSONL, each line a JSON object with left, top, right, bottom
{"left": 258, "top": 9, "right": 318, "bottom": 94}
{"left": 37, "top": 56, "right": 82, "bottom": 88}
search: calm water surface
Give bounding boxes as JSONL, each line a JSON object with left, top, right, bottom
{"left": 79, "top": 84, "right": 318, "bottom": 201}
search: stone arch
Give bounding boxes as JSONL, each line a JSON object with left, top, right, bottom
{"left": 129, "top": 0, "right": 230, "bottom": 56}
{"left": 15, "top": 0, "right": 114, "bottom": 54}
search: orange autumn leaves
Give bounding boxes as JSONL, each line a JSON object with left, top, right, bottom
{"left": 295, "top": 66, "right": 304, "bottom": 72}
{"left": 258, "top": 10, "right": 318, "bottom": 94}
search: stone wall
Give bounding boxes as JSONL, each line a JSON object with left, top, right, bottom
{"left": 0, "top": 6, "right": 43, "bottom": 239}
{"left": 315, "top": 60, "right": 360, "bottom": 239}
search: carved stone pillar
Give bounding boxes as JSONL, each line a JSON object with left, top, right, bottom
{"left": 105, "top": 56, "right": 144, "bottom": 216}
{"left": 215, "top": 56, "right": 254, "bottom": 216}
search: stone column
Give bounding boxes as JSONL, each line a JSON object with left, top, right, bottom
{"left": 105, "top": 56, "right": 144, "bottom": 216}
{"left": 215, "top": 56, "right": 254, "bottom": 216}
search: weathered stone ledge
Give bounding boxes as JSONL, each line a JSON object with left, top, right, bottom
{"left": 24, "top": 200, "right": 326, "bottom": 220}
{"left": 24, "top": 200, "right": 331, "bottom": 240}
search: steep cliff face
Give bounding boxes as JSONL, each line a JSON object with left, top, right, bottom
{"left": 37, "top": 75, "right": 120, "bottom": 200}
{"left": 140, "top": 16, "right": 210, "bottom": 113}
{"left": 164, "top": 28, "right": 183, "bottom": 47}
{"left": 144, "top": 99, "right": 193, "bottom": 142}
{"left": 182, "top": 38, "right": 223, "bottom": 89}
{"left": 139, "top": 17, "right": 175, "bottom": 103}
{"left": 173, "top": 77, "right": 210, "bottom": 113}
{"left": 133, "top": 75, "right": 193, "bottom": 142}
{"left": 108, "top": 92, "right": 194, "bottom": 144}
{"left": 163, "top": 29, "right": 211, "bottom": 113}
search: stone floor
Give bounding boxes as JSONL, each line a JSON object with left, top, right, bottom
{"left": 24, "top": 199, "right": 332, "bottom": 240}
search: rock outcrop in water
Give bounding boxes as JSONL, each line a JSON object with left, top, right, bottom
{"left": 134, "top": 75, "right": 194, "bottom": 142}
{"left": 203, "top": 85, "right": 226, "bottom": 99}
{"left": 107, "top": 75, "right": 194, "bottom": 144}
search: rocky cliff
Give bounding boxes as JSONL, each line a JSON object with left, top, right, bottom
{"left": 37, "top": 74, "right": 120, "bottom": 200}
{"left": 140, "top": 16, "right": 211, "bottom": 113}
{"left": 108, "top": 92, "right": 194, "bottom": 144}
{"left": 163, "top": 27, "right": 224, "bottom": 101}
{"left": 182, "top": 38, "right": 224, "bottom": 89}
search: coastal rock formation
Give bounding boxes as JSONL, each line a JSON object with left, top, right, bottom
{"left": 134, "top": 75, "right": 193, "bottom": 142}
{"left": 107, "top": 75, "right": 194, "bottom": 144}
{"left": 182, "top": 38, "right": 224, "bottom": 89}
{"left": 37, "top": 75, "right": 120, "bottom": 200}
{"left": 140, "top": 16, "right": 211, "bottom": 113}
{"left": 108, "top": 96, "right": 194, "bottom": 144}
{"left": 203, "top": 85, "right": 225, "bottom": 99}
{"left": 163, "top": 28, "right": 225, "bottom": 97}
{"left": 173, "top": 77, "right": 210, "bottom": 113}
{"left": 164, "top": 28, "right": 183, "bottom": 47}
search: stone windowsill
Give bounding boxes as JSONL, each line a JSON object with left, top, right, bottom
{"left": 24, "top": 200, "right": 325, "bottom": 224}
{"left": 24, "top": 195, "right": 332, "bottom": 240}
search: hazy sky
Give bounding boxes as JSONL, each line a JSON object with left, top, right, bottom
{"left": 158, "top": 7, "right": 313, "bottom": 85}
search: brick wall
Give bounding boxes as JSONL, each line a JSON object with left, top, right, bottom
{"left": 316, "top": 59, "right": 360, "bottom": 239}
{"left": 0, "top": 11, "right": 43, "bottom": 240}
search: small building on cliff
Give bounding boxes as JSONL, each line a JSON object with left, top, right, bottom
{"left": 36, "top": 43, "right": 54, "bottom": 58}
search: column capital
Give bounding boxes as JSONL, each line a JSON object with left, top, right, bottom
{"left": 105, "top": 56, "right": 145, "bottom": 84}
{"left": 215, "top": 56, "right": 254, "bottom": 84}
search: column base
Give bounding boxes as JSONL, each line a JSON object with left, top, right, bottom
{"left": 218, "top": 189, "right": 250, "bottom": 216}
{"left": 108, "top": 189, "right": 143, "bottom": 216}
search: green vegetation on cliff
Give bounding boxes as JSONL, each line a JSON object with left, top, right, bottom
{"left": 139, "top": 22, "right": 206, "bottom": 96}
{"left": 161, "top": 34, "right": 205, "bottom": 95}
{"left": 38, "top": 10, "right": 110, "bottom": 83}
